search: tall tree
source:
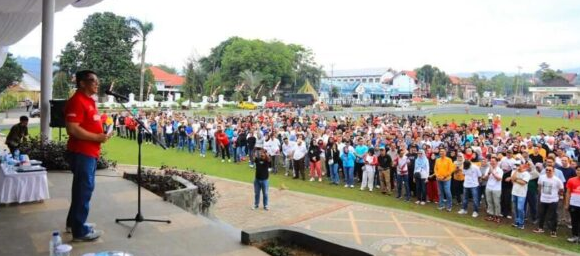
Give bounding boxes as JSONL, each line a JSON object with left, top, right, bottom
{"left": 52, "top": 71, "right": 70, "bottom": 99}
{"left": 128, "top": 18, "right": 154, "bottom": 101}
{"left": 57, "top": 12, "right": 136, "bottom": 96}
{"left": 0, "top": 53, "right": 24, "bottom": 92}
{"left": 416, "top": 64, "right": 448, "bottom": 98}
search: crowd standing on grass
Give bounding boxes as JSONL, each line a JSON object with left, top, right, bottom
{"left": 100, "top": 107, "right": 580, "bottom": 241}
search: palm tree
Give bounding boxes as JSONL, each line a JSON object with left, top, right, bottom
{"left": 239, "top": 70, "right": 264, "bottom": 98}
{"left": 128, "top": 18, "right": 154, "bottom": 102}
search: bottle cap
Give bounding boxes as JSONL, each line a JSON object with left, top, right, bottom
{"left": 52, "top": 231, "right": 60, "bottom": 236}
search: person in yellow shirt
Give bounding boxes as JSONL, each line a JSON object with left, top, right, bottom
{"left": 434, "top": 148, "right": 455, "bottom": 211}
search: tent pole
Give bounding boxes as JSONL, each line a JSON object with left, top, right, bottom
{"left": 40, "top": 0, "right": 55, "bottom": 141}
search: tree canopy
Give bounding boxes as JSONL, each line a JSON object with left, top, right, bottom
{"left": 0, "top": 53, "right": 25, "bottom": 92}
{"left": 199, "top": 37, "right": 324, "bottom": 97}
{"left": 57, "top": 12, "right": 153, "bottom": 96}
{"left": 415, "top": 64, "right": 449, "bottom": 98}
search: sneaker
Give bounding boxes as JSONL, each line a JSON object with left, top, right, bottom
{"left": 228, "top": 159, "right": 231, "bottom": 163}
{"left": 567, "top": 236, "right": 579, "bottom": 243}
{"left": 221, "top": 159, "right": 225, "bottom": 163}
{"left": 73, "top": 229, "right": 103, "bottom": 242}
{"left": 415, "top": 201, "right": 421, "bottom": 204}
{"left": 285, "top": 173, "right": 289, "bottom": 176}
{"left": 309, "top": 177, "right": 314, "bottom": 182}
{"left": 264, "top": 206, "right": 269, "bottom": 211}
{"left": 66, "top": 223, "right": 96, "bottom": 233}
{"left": 507, "top": 215, "right": 512, "bottom": 219}
{"left": 350, "top": 185, "right": 354, "bottom": 188}
{"left": 344, "top": 184, "right": 349, "bottom": 188}
{"left": 457, "top": 209, "right": 467, "bottom": 215}
{"left": 318, "top": 178, "right": 322, "bottom": 182}
{"left": 369, "top": 189, "right": 373, "bottom": 192}
{"left": 518, "top": 226, "right": 525, "bottom": 230}
{"left": 252, "top": 205, "right": 258, "bottom": 210}
{"left": 511, "top": 223, "right": 518, "bottom": 228}
{"left": 420, "top": 201, "right": 426, "bottom": 205}
{"left": 438, "top": 206, "right": 445, "bottom": 211}
{"left": 550, "top": 231, "right": 557, "bottom": 238}
{"left": 446, "top": 208, "right": 452, "bottom": 212}
{"left": 472, "top": 212, "right": 479, "bottom": 218}
{"left": 360, "top": 187, "right": 365, "bottom": 191}
{"left": 532, "top": 228, "right": 545, "bottom": 233}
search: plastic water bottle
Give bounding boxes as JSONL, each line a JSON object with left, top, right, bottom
{"left": 13, "top": 149, "right": 20, "bottom": 164}
{"left": 49, "top": 231, "right": 62, "bottom": 256}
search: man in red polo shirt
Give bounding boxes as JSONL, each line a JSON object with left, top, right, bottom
{"left": 65, "top": 70, "right": 110, "bottom": 242}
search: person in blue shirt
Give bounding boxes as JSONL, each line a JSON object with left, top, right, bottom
{"left": 225, "top": 124, "right": 235, "bottom": 159}
{"left": 354, "top": 138, "right": 369, "bottom": 182}
{"left": 185, "top": 124, "right": 194, "bottom": 153}
{"left": 341, "top": 146, "right": 356, "bottom": 188}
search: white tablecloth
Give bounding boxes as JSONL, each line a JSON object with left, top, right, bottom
{"left": 0, "top": 163, "right": 50, "bottom": 204}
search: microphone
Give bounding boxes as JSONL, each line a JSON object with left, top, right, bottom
{"left": 105, "top": 90, "right": 129, "bottom": 101}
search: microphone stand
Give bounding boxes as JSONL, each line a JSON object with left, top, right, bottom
{"left": 111, "top": 95, "right": 171, "bottom": 238}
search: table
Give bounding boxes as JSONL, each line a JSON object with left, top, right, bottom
{"left": 0, "top": 163, "right": 49, "bottom": 204}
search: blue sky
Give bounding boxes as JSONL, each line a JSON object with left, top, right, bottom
{"left": 8, "top": 0, "right": 580, "bottom": 74}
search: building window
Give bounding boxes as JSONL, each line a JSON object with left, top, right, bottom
{"left": 362, "top": 78, "right": 367, "bottom": 82}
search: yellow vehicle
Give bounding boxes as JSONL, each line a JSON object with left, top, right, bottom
{"left": 237, "top": 101, "right": 257, "bottom": 110}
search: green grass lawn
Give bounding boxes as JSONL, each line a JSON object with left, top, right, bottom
{"left": 6, "top": 114, "right": 580, "bottom": 253}
{"left": 428, "top": 114, "right": 580, "bottom": 135}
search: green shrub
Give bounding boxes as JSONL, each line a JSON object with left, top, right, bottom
{"left": 19, "top": 136, "right": 111, "bottom": 170}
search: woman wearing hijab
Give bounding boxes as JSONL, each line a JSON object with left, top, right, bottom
{"left": 414, "top": 149, "right": 429, "bottom": 205}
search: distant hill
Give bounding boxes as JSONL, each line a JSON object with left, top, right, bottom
{"left": 452, "top": 71, "right": 517, "bottom": 78}
{"left": 16, "top": 56, "right": 41, "bottom": 80}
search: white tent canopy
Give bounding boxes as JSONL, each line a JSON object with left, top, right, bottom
{"left": 0, "top": 0, "right": 103, "bottom": 66}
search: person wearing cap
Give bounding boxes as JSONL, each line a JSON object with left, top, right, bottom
{"left": 510, "top": 161, "right": 531, "bottom": 229}
{"left": 458, "top": 160, "right": 482, "bottom": 217}
{"left": 413, "top": 149, "right": 429, "bottom": 205}
{"left": 377, "top": 147, "right": 393, "bottom": 195}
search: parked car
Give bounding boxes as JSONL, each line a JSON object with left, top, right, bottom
{"left": 264, "top": 101, "right": 287, "bottom": 109}
{"left": 438, "top": 99, "right": 448, "bottom": 104}
{"left": 237, "top": 101, "right": 257, "bottom": 110}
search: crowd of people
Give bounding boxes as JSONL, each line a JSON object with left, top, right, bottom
{"left": 101, "top": 107, "right": 580, "bottom": 241}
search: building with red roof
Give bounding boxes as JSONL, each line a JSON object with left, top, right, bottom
{"left": 149, "top": 66, "right": 185, "bottom": 99}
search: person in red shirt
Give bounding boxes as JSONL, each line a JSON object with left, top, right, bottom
{"left": 215, "top": 127, "right": 230, "bottom": 162}
{"left": 65, "top": 70, "right": 110, "bottom": 242}
{"left": 565, "top": 166, "right": 580, "bottom": 242}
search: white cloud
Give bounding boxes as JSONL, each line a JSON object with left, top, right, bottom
{"left": 8, "top": 0, "right": 580, "bottom": 74}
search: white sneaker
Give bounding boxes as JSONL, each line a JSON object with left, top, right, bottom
{"left": 228, "top": 159, "right": 231, "bottom": 163}
{"left": 415, "top": 201, "right": 421, "bottom": 204}
{"left": 221, "top": 159, "right": 225, "bottom": 163}
{"left": 309, "top": 177, "right": 314, "bottom": 182}
{"left": 457, "top": 209, "right": 467, "bottom": 215}
{"left": 472, "top": 212, "right": 479, "bottom": 218}
{"left": 369, "top": 189, "right": 373, "bottom": 192}
{"left": 350, "top": 185, "right": 354, "bottom": 188}
{"left": 318, "top": 178, "right": 322, "bottom": 182}
{"left": 360, "top": 187, "right": 365, "bottom": 191}
{"left": 567, "top": 236, "right": 579, "bottom": 243}
{"left": 420, "top": 201, "right": 426, "bottom": 205}
{"left": 66, "top": 223, "right": 96, "bottom": 233}
{"left": 344, "top": 184, "right": 349, "bottom": 188}
{"left": 285, "top": 173, "right": 289, "bottom": 176}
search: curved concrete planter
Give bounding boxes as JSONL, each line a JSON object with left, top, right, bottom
{"left": 242, "top": 226, "right": 374, "bottom": 256}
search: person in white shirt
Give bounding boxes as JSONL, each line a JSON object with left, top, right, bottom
{"left": 282, "top": 137, "right": 296, "bottom": 176}
{"left": 292, "top": 139, "right": 308, "bottom": 180}
{"left": 533, "top": 166, "right": 564, "bottom": 237}
{"left": 511, "top": 162, "right": 531, "bottom": 229}
{"left": 459, "top": 161, "right": 482, "bottom": 217}
{"left": 264, "top": 134, "right": 281, "bottom": 173}
{"left": 483, "top": 157, "right": 504, "bottom": 223}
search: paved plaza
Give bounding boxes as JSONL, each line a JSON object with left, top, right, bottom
{"left": 211, "top": 177, "right": 574, "bottom": 256}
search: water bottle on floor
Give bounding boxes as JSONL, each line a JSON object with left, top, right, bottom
{"left": 49, "top": 231, "right": 62, "bottom": 256}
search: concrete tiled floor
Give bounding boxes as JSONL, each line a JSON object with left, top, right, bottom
{"left": 0, "top": 171, "right": 267, "bottom": 256}
{"left": 212, "top": 176, "right": 575, "bottom": 256}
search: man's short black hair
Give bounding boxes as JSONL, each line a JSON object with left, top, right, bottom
{"left": 19, "top": 116, "right": 28, "bottom": 122}
{"left": 75, "top": 70, "right": 97, "bottom": 88}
